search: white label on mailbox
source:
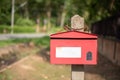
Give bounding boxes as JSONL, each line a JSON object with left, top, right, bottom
{"left": 56, "top": 47, "right": 81, "bottom": 58}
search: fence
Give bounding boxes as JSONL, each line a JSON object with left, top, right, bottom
{"left": 98, "top": 37, "right": 120, "bottom": 66}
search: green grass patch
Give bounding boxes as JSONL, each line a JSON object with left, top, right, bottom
{"left": 0, "top": 25, "right": 64, "bottom": 34}
{"left": 13, "top": 26, "right": 35, "bottom": 33}
{"left": 0, "top": 25, "right": 36, "bottom": 33}
{"left": 0, "top": 40, "right": 12, "bottom": 47}
{"left": 47, "top": 26, "right": 65, "bottom": 34}
{"left": 0, "top": 36, "right": 50, "bottom": 47}
{"left": 15, "top": 26, "right": 65, "bottom": 34}
{"left": 0, "top": 25, "right": 11, "bottom": 33}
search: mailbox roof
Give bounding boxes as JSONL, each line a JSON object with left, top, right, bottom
{"left": 50, "top": 31, "right": 97, "bottom": 39}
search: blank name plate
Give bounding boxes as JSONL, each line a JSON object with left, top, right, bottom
{"left": 56, "top": 47, "right": 81, "bottom": 58}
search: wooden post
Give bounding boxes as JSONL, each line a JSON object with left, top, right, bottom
{"left": 71, "top": 65, "right": 84, "bottom": 80}
{"left": 71, "top": 15, "right": 85, "bottom": 80}
{"left": 71, "top": 15, "right": 84, "bottom": 32}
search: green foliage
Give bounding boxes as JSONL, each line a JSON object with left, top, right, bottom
{"left": 15, "top": 18, "right": 35, "bottom": 26}
{"left": 13, "top": 26, "right": 35, "bottom": 33}
{"left": 0, "top": 39, "right": 13, "bottom": 47}
{"left": 47, "top": 26, "right": 64, "bottom": 34}
{"left": 0, "top": 0, "right": 120, "bottom": 27}
{"left": 0, "top": 0, "right": 11, "bottom": 25}
{"left": 0, "top": 25, "right": 35, "bottom": 33}
{"left": 0, "top": 25, "right": 11, "bottom": 33}
{"left": 35, "top": 0, "right": 43, "bottom": 3}
{"left": 12, "top": 36, "right": 50, "bottom": 47}
{"left": 0, "top": 25, "right": 64, "bottom": 34}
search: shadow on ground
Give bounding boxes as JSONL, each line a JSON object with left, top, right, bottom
{"left": 84, "top": 53, "right": 120, "bottom": 80}
{"left": 37, "top": 47, "right": 50, "bottom": 62}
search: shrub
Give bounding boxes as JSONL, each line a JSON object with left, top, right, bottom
{"left": 13, "top": 26, "right": 35, "bottom": 33}
{"left": 0, "top": 25, "right": 11, "bottom": 33}
{"left": 15, "top": 18, "right": 35, "bottom": 26}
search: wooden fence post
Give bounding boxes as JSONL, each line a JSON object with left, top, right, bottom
{"left": 71, "top": 15, "right": 85, "bottom": 80}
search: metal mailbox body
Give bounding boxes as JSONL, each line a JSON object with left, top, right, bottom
{"left": 50, "top": 31, "right": 97, "bottom": 65}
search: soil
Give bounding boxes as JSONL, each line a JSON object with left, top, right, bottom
{"left": 0, "top": 51, "right": 70, "bottom": 80}
{"left": 0, "top": 47, "right": 120, "bottom": 80}
{"left": 84, "top": 54, "right": 120, "bottom": 80}
{"left": 0, "top": 43, "right": 36, "bottom": 70}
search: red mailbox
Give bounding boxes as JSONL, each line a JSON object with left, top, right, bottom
{"left": 50, "top": 31, "right": 97, "bottom": 65}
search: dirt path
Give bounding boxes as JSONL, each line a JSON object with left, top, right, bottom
{"left": 0, "top": 53, "right": 70, "bottom": 80}
{"left": 0, "top": 49, "right": 120, "bottom": 80}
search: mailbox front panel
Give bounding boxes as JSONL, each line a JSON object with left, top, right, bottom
{"left": 50, "top": 39, "right": 97, "bottom": 65}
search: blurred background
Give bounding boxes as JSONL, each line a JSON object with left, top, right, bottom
{"left": 0, "top": 0, "right": 120, "bottom": 34}
{"left": 0, "top": 0, "right": 120, "bottom": 80}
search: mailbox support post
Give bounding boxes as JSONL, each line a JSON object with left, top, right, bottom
{"left": 71, "top": 65, "right": 84, "bottom": 80}
{"left": 71, "top": 15, "right": 85, "bottom": 80}
{"left": 50, "top": 15, "right": 97, "bottom": 80}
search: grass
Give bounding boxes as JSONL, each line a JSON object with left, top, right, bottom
{"left": 0, "top": 55, "right": 71, "bottom": 80}
{"left": 13, "top": 26, "right": 35, "bottom": 33}
{"left": 0, "top": 25, "right": 65, "bottom": 34}
{"left": 0, "top": 35, "right": 71, "bottom": 80}
{"left": 0, "top": 25, "right": 36, "bottom": 33}
{"left": 0, "top": 36, "right": 50, "bottom": 47}
{"left": 47, "top": 26, "right": 65, "bottom": 34}
{"left": 0, "top": 26, "right": 71, "bottom": 80}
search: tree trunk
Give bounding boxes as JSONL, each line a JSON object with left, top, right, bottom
{"left": 47, "top": 9, "right": 51, "bottom": 29}
{"left": 24, "top": 4, "right": 29, "bottom": 19}
{"left": 11, "top": 0, "right": 15, "bottom": 34}
{"left": 45, "top": 0, "right": 51, "bottom": 30}
{"left": 60, "top": 10, "right": 66, "bottom": 27}
{"left": 56, "top": 13, "right": 61, "bottom": 26}
{"left": 36, "top": 17, "right": 40, "bottom": 33}
{"left": 60, "top": 0, "right": 69, "bottom": 27}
